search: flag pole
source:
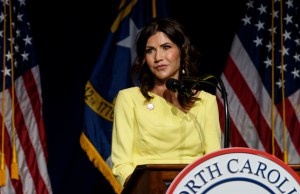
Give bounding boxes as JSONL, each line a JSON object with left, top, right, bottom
{"left": 152, "top": 0, "right": 156, "bottom": 18}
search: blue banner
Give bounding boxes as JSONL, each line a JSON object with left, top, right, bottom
{"left": 80, "top": 0, "right": 168, "bottom": 193}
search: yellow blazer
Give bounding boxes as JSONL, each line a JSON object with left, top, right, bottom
{"left": 111, "top": 87, "right": 221, "bottom": 186}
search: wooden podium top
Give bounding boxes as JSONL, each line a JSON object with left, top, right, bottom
{"left": 290, "top": 164, "right": 300, "bottom": 177}
{"left": 121, "top": 164, "right": 186, "bottom": 194}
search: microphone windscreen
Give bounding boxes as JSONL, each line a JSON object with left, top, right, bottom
{"left": 166, "top": 78, "right": 180, "bottom": 92}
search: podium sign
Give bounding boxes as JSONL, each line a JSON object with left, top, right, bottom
{"left": 167, "top": 148, "right": 300, "bottom": 194}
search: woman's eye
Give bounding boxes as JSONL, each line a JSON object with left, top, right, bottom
{"left": 145, "top": 48, "right": 154, "bottom": 54}
{"left": 163, "top": 45, "right": 171, "bottom": 50}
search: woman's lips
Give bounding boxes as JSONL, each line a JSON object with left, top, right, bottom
{"left": 155, "top": 64, "right": 167, "bottom": 70}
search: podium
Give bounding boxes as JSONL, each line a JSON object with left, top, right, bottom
{"left": 121, "top": 164, "right": 186, "bottom": 194}
{"left": 121, "top": 163, "right": 300, "bottom": 194}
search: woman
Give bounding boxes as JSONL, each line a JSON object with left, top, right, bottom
{"left": 111, "top": 17, "right": 221, "bottom": 187}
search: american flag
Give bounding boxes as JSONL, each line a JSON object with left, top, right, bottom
{"left": 0, "top": 0, "right": 52, "bottom": 193}
{"left": 218, "top": 0, "right": 300, "bottom": 164}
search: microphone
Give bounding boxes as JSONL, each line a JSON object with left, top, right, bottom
{"left": 167, "top": 74, "right": 231, "bottom": 148}
{"left": 166, "top": 78, "right": 195, "bottom": 97}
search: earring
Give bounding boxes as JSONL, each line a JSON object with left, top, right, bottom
{"left": 182, "top": 65, "right": 186, "bottom": 74}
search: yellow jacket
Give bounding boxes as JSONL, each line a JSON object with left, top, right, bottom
{"left": 111, "top": 87, "right": 221, "bottom": 186}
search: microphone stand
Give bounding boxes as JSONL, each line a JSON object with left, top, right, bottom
{"left": 184, "top": 75, "right": 230, "bottom": 148}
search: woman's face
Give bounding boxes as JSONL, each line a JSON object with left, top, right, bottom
{"left": 145, "top": 31, "right": 181, "bottom": 82}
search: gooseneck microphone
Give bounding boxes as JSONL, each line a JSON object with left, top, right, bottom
{"left": 166, "top": 75, "right": 230, "bottom": 149}
{"left": 166, "top": 78, "right": 195, "bottom": 97}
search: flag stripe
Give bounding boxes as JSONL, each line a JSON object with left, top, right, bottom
{"left": 224, "top": 54, "right": 284, "bottom": 156}
{"left": 219, "top": 74, "right": 264, "bottom": 149}
{"left": 22, "top": 67, "right": 48, "bottom": 160}
{"left": 276, "top": 97, "right": 300, "bottom": 156}
{"left": 14, "top": 77, "right": 49, "bottom": 193}
{"left": 217, "top": 96, "right": 249, "bottom": 147}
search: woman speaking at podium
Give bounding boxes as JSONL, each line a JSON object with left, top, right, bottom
{"left": 111, "top": 17, "right": 222, "bottom": 188}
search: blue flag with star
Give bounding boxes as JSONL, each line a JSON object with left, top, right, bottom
{"left": 80, "top": 0, "right": 168, "bottom": 193}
